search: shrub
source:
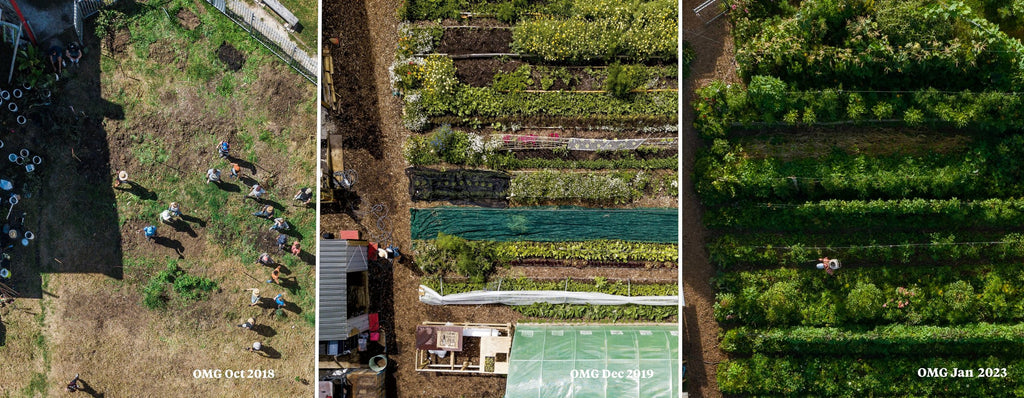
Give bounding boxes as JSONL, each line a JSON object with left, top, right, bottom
{"left": 604, "top": 63, "right": 645, "bottom": 99}
{"left": 846, "top": 282, "right": 883, "bottom": 322}
{"left": 493, "top": 65, "right": 533, "bottom": 93}
{"left": 942, "top": 280, "right": 977, "bottom": 323}
{"left": 761, "top": 281, "right": 800, "bottom": 324}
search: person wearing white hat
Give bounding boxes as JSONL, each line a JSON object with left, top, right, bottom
{"left": 247, "top": 341, "right": 262, "bottom": 353}
{"left": 247, "top": 288, "right": 260, "bottom": 306}
{"left": 114, "top": 170, "right": 129, "bottom": 188}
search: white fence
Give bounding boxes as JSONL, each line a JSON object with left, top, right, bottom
{"left": 206, "top": 0, "right": 316, "bottom": 83}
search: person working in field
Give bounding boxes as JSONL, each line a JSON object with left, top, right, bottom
{"left": 266, "top": 266, "right": 282, "bottom": 284}
{"left": 290, "top": 240, "right": 301, "bottom": 256}
{"left": 48, "top": 45, "right": 63, "bottom": 75}
{"left": 293, "top": 187, "right": 313, "bottom": 205}
{"left": 229, "top": 162, "right": 242, "bottom": 179}
{"left": 65, "top": 42, "right": 82, "bottom": 66}
{"left": 252, "top": 205, "right": 274, "bottom": 219}
{"left": 270, "top": 217, "right": 290, "bottom": 231}
{"left": 206, "top": 168, "right": 221, "bottom": 184}
{"left": 168, "top": 202, "right": 182, "bottom": 217}
{"left": 140, "top": 225, "right": 157, "bottom": 241}
{"left": 257, "top": 252, "right": 274, "bottom": 266}
{"left": 66, "top": 374, "right": 80, "bottom": 392}
{"left": 248, "top": 183, "right": 266, "bottom": 199}
{"left": 218, "top": 141, "right": 230, "bottom": 159}
{"left": 246, "top": 288, "right": 260, "bottom": 306}
{"left": 237, "top": 317, "right": 256, "bottom": 330}
{"left": 113, "top": 170, "right": 129, "bottom": 188}
{"left": 274, "top": 293, "right": 286, "bottom": 309}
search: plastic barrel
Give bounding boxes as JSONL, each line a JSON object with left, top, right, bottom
{"left": 8, "top": 154, "right": 16, "bottom": 163}
{"left": 12, "top": 89, "right": 22, "bottom": 99}
{"left": 19, "top": 149, "right": 28, "bottom": 157}
{"left": 32, "top": 155, "right": 41, "bottom": 165}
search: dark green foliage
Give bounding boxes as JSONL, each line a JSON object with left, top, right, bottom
{"left": 603, "top": 63, "right": 644, "bottom": 99}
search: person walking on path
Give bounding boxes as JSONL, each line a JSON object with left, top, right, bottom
{"left": 266, "top": 266, "right": 281, "bottom": 284}
{"left": 229, "top": 162, "right": 242, "bottom": 179}
{"left": 252, "top": 205, "right": 274, "bottom": 219}
{"left": 290, "top": 241, "right": 301, "bottom": 256}
{"left": 218, "top": 141, "right": 230, "bottom": 159}
{"left": 114, "top": 170, "right": 129, "bottom": 188}
{"left": 140, "top": 225, "right": 157, "bottom": 241}
{"left": 237, "top": 317, "right": 256, "bottom": 330}
{"left": 247, "top": 288, "right": 260, "bottom": 306}
{"left": 257, "top": 252, "right": 274, "bottom": 266}
{"left": 206, "top": 168, "right": 222, "bottom": 184}
{"left": 270, "top": 218, "right": 290, "bottom": 232}
{"left": 246, "top": 341, "right": 263, "bottom": 353}
{"left": 66, "top": 374, "right": 80, "bottom": 393}
{"left": 274, "top": 293, "right": 286, "bottom": 309}
{"left": 248, "top": 184, "right": 266, "bottom": 200}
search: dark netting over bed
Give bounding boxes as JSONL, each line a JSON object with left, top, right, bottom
{"left": 406, "top": 167, "right": 510, "bottom": 206}
{"left": 410, "top": 207, "right": 677, "bottom": 242}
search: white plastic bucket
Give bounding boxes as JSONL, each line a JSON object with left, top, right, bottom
{"left": 24, "top": 231, "right": 34, "bottom": 240}
{"left": 16, "top": 116, "right": 25, "bottom": 125}
{"left": 32, "top": 155, "right": 41, "bottom": 165}
{"left": 8, "top": 103, "right": 17, "bottom": 112}
{"left": 12, "top": 89, "right": 22, "bottom": 99}
{"left": 19, "top": 149, "right": 28, "bottom": 157}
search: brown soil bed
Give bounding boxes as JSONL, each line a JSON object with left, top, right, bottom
{"left": 733, "top": 127, "right": 973, "bottom": 160}
{"left": 436, "top": 26, "right": 512, "bottom": 54}
{"left": 176, "top": 9, "right": 200, "bottom": 30}
{"left": 216, "top": 42, "right": 246, "bottom": 71}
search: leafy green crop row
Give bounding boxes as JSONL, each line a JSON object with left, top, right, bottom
{"left": 514, "top": 302, "right": 676, "bottom": 321}
{"left": 729, "top": 0, "right": 1024, "bottom": 91}
{"left": 722, "top": 323, "right": 1024, "bottom": 356}
{"left": 422, "top": 275, "right": 677, "bottom": 296}
{"left": 511, "top": 0, "right": 677, "bottom": 62}
{"left": 719, "top": 354, "right": 1021, "bottom": 396}
{"left": 694, "top": 77, "right": 1024, "bottom": 138}
{"left": 491, "top": 240, "right": 677, "bottom": 262}
{"left": 709, "top": 232, "right": 1024, "bottom": 268}
{"left": 694, "top": 137, "right": 1024, "bottom": 205}
{"left": 714, "top": 264, "right": 1024, "bottom": 326}
{"left": 510, "top": 169, "right": 658, "bottom": 205}
{"left": 705, "top": 197, "right": 1024, "bottom": 232}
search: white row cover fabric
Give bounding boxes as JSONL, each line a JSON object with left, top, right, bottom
{"left": 418, "top": 285, "right": 678, "bottom": 306}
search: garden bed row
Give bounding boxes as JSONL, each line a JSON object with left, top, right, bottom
{"left": 718, "top": 354, "right": 1021, "bottom": 396}
{"left": 708, "top": 231, "right": 1024, "bottom": 269}
{"left": 695, "top": 137, "right": 1024, "bottom": 205}
{"left": 714, "top": 264, "right": 1024, "bottom": 326}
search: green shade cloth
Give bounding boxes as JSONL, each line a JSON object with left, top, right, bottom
{"left": 506, "top": 324, "right": 680, "bottom": 398}
{"left": 411, "top": 207, "right": 678, "bottom": 243}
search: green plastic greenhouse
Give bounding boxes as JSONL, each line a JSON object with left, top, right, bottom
{"left": 505, "top": 324, "right": 680, "bottom": 398}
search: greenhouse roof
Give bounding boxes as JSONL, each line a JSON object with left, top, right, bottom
{"left": 505, "top": 324, "right": 680, "bottom": 398}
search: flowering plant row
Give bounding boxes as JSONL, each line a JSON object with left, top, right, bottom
{"left": 514, "top": 302, "right": 676, "bottom": 321}
{"left": 714, "top": 264, "right": 1024, "bottom": 326}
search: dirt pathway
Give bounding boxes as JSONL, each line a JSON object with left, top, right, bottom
{"left": 682, "top": 3, "right": 743, "bottom": 397}
{"left": 322, "top": 0, "right": 518, "bottom": 395}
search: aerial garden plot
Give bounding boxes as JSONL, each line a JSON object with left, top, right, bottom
{"left": 0, "top": 0, "right": 316, "bottom": 395}
{"left": 691, "top": 0, "right": 1024, "bottom": 395}
{"left": 367, "top": 0, "right": 683, "bottom": 396}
